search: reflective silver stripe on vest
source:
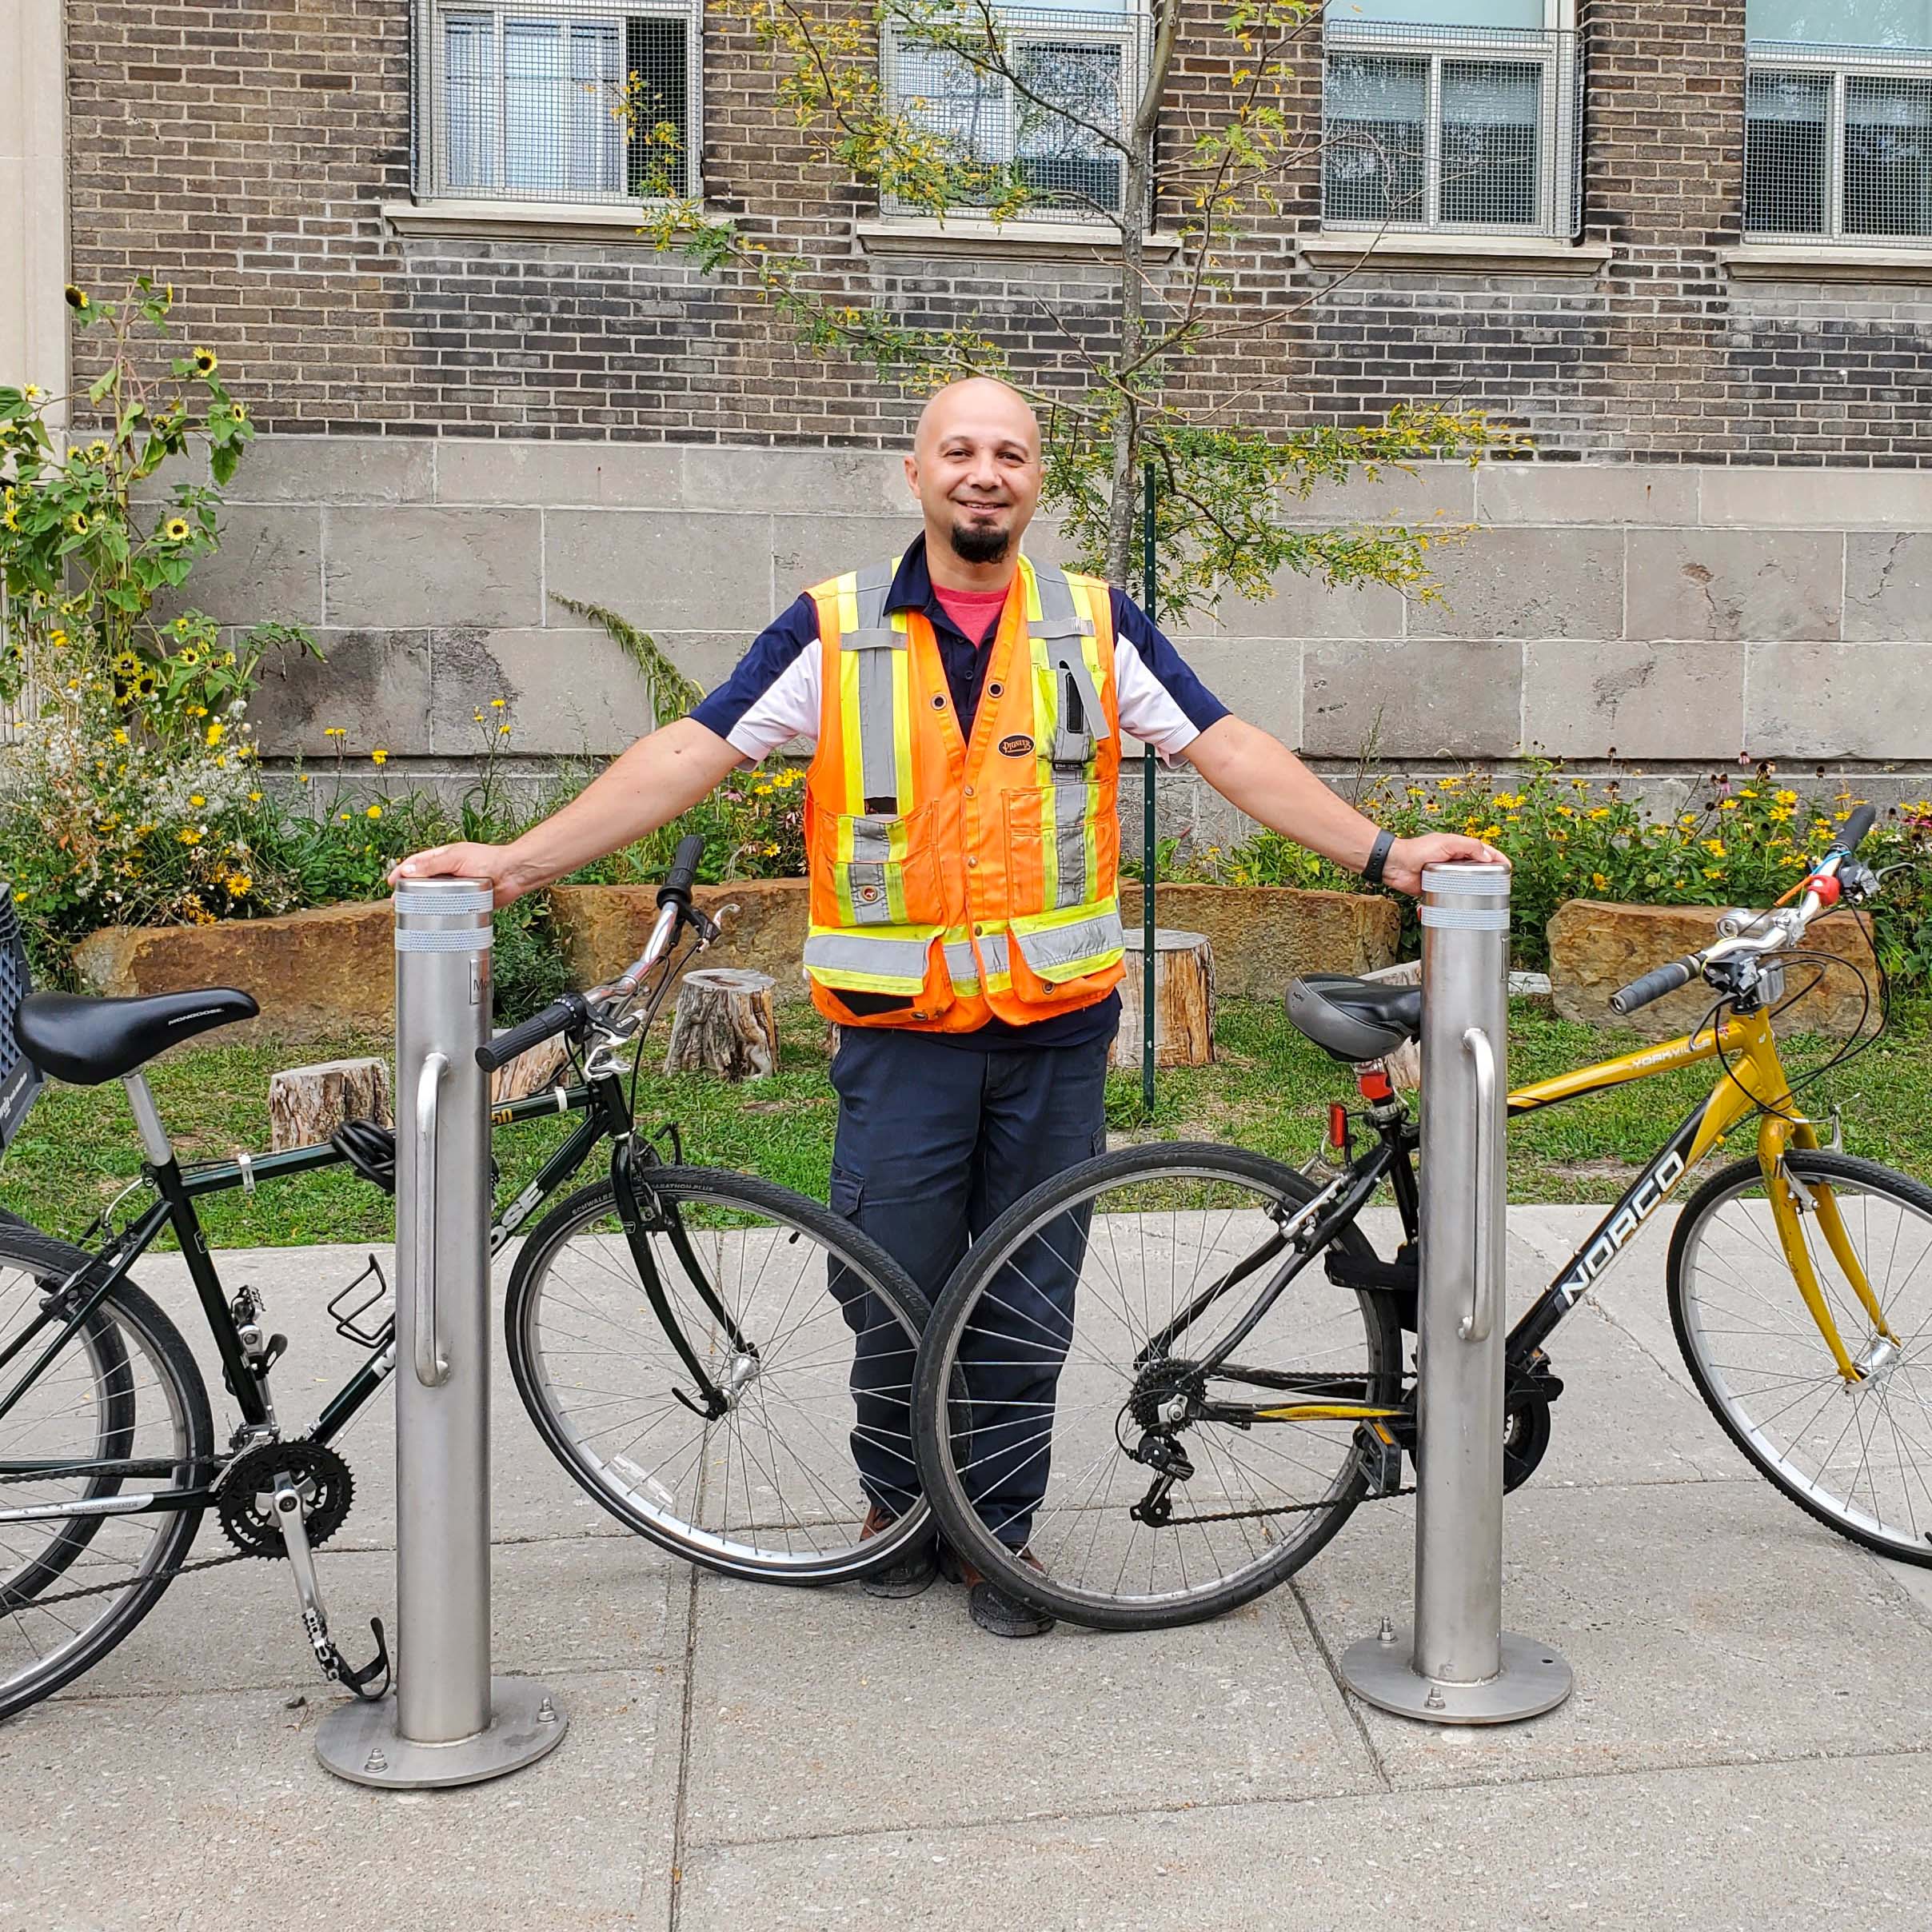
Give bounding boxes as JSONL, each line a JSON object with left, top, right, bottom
{"left": 850, "top": 561, "right": 903, "bottom": 808}
{"left": 1013, "top": 906, "right": 1124, "bottom": 976}
{"left": 847, "top": 814, "right": 894, "bottom": 927}
{"left": 976, "top": 929, "right": 1012, "bottom": 981}
{"left": 944, "top": 937, "right": 980, "bottom": 989}
{"left": 1030, "top": 565, "right": 1103, "bottom": 769}
{"left": 803, "top": 929, "right": 932, "bottom": 979}
{"left": 1052, "top": 781, "right": 1090, "bottom": 910}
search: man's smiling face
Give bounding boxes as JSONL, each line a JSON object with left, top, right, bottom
{"left": 905, "top": 379, "right": 1044, "bottom": 570}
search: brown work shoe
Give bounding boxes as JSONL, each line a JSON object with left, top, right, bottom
{"left": 940, "top": 1543, "right": 1056, "bottom": 1638}
{"left": 858, "top": 1503, "right": 937, "bottom": 1599}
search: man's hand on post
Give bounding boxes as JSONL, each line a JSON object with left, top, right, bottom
{"left": 388, "top": 843, "right": 530, "bottom": 908}
{"left": 1379, "top": 833, "right": 1507, "bottom": 897}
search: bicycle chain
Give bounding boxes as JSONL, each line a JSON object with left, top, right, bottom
{"left": 1154, "top": 1481, "right": 1415, "bottom": 1528}
{"left": 5, "top": 1545, "right": 255, "bottom": 1614}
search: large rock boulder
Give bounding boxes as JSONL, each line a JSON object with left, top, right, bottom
{"left": 1117, "top": 883, "right": 1401, "bottom": 999}
{"left": 1547, "top": 898, "right": 1877, "bottom": 1039}
{"left": 71, "top": 900, "right": 394, "bottom": 1044}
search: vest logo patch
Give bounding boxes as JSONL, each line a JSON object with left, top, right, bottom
{"left": 998, "top": 733, "right": 1034, "bottom": 758}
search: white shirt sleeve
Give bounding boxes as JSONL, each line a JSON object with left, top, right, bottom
{"left": 724, "top": 647, "right": 821, "bottom": 762}
{"left": 1113, "top": 632, "right": 1204, "bottom": 761}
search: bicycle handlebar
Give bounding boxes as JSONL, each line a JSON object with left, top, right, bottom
{"left": 657, "top": 835, "right": 704, "bottom": 908}
{"left": 476, "top": 991, "right": 589, "bottom": 1074}
{"left": 1608, "top": 955, "right": 1704, "bottom": 1017}
{"left": 1840, "top": 804, "right": 1878, "bottom": 853}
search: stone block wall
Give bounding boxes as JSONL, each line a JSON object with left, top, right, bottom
{"left": 43, "top": 2, "right": 1932, "bottom": 812}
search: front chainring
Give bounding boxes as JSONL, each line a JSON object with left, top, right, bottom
{"left": 217, "top": 1438, "right": 355, "bottom": 1558}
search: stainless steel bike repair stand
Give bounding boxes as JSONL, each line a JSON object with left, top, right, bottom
{"left": 1339, "top": 860, "right": 1573, "bottom": 1726}
{"left": 316, "top": 879, "right": 569, "bottom": 1787}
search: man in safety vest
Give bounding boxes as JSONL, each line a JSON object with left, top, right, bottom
{"left": 393, "top": 378, "right": 1499, "bottom": 1637}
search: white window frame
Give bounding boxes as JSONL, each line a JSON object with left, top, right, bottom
{"left": 1745, "top": 38, "right": 1932, "bottom": 245}
{"left": 411, "top": 0, "right": 704, "bottom": 206}
{"left": 879, "top": 2, "right": 1152, "bottom": 225}
{"left": 1320, "top": 2, "right": 1581, "bottom": 239}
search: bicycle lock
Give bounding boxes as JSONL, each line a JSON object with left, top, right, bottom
{"left": 316, "top": 878, "right": 569, "bottom": 1787}
{"left": 1339, "top": 860, "right": 1574, "bottom": 1725}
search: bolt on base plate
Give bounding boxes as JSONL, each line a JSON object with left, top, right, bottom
{"left": 1339, "top": 1627, "right": 1573, "bottom": 1726}
{"left": 315, "top": 1676, "right": 568, "bottom": 1787}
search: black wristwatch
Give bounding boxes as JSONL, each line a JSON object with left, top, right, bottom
{"left": 1362, "top": 828, "right": 1396, "bottom": 887}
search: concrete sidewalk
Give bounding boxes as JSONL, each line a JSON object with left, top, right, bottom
{"left": 3, "top": 1210, "right": 1930, "bottom": 1932}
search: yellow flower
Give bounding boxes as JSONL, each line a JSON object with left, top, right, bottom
{"left": 225, "top": 874, "right": 251, "bottom": 897}
{"left": 1587, "top": 806, "right": 1611, "bottom": 820}
{"left": 112, "top": 728, "right": 127, "bottom": 746}
{"left": 491, "top": 697, "right": 507, "bottom": 709}
{"left": 64, "top": 285, "right": 89, "bottom": 311}
{"left": 366, "top": 804, "right": 383, "bottom": 820}
{"left": 191, "top": 346, "right": 218, "bottom": 376}
{"left": 1775, "top": 788, "right": 1798, "bottom": 807}
{"left": 178, "top": 647, "right": 200, "bottom": 667}
{"left": 67, "top": 511, "right": 90, "bottom": 536}
{"left": 178, "top": 828, "right": 202, "bottom": 845}
{"left": 498, "top": 721, "right": 510, "bottom": 734}
{"left": 49, "top": 629, "right": 68, "bottom": 649}
{"left": 1591, "top": 872, "right": 1610, "bottom": 891}
{"left": 1702, "top": 837, "right": 1725, "bottom": 857}
{"left": 371, "top": 748, "right": 388, "bottom": 766}
{"left": 1703, "top": 867, "right": 1723, "bottom": 880}
{"left": 1718, "top": 798, "right": 1738, "bottom": 812}
{"left": 249, "top": 791, "right": 262, "bottom": 802}
{"left": 162, "top": 517, "right": 190, "bottom": 543}
{"left": 1739, "top": 788, "right": 1758, "bottom": 798}
{"left": 190, "top": 794, "right": 206, "bottom": 808}
{"left": 1479, "top": 823, "right": 1501, "bottom": 840}
{"left": 10, "top": 890, "right": 23, "bottom": 904}
{"left": 206, "top": 721, "right": 224, "bottom": 746}
{"left": 87, "top": 441, "right": 109, "bottom": 461}
{"left": 323, "top": 725, "right": 345, "bottom": 739}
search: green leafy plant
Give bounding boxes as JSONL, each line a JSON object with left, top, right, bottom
{"left": 550, "top": 593, "right": 705, "bottom": 723}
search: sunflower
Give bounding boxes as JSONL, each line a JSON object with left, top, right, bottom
{"left": 64, "top": 285, "right": 89, "bottom": 311}
{"left": 177, "top": 646, "right": 200, "bottom": 667}
{"left": 86, "top": 440, "right": 109, "bottom": 461}
{"left": 191, "top": 347, "right": 218, "bottom": 377}
{"left": 162, "top": 517, "right": 190, "bottom": 543}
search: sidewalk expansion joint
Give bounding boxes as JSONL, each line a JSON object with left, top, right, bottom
{"left": 663, "top": 1566, "right": 701, "bottom": 1932}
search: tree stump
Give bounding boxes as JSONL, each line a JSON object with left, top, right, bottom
{"left": 664, "top": 968, "right": 779, "bottom": 1080}
{"left": 1360, "top": 959, "right": 1423, "bottom": 1095}
{"left": 1110, "top": 929, "right": 1215, "bottom": 1071}
{"left": 269, "top": 1057, "right": 392, "bottom": 1152}
{"left": 487, "top": 1034, "right": 573, "bottom": 1108}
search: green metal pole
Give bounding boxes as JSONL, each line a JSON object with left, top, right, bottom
{"left": 1140, "top": 462, "right": 1158, "bottom": 1120}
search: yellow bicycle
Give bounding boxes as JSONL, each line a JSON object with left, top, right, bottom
{"left": 912, "top": 807, "right": 1932, "bottom": 1630}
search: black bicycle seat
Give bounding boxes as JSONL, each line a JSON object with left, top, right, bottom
{"left": 14, "top": 987, "right": 258, "bottom": 1086}
{"left": 1284, "top": 975, "right": 1420, "bottom": 1064}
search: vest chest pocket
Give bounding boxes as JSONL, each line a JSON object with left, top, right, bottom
{"left": 816, "top": 800, "right": 945, "bottom": 928}
{"left": 1003, "top": 781, "right": 1100, "bottom": 913}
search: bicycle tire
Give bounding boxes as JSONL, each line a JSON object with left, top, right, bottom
{"left": 912, "top": 1142, "right": 1401, "bottom": 1632}
{"left": 0, "top": 1223, "right": 212, "bottom": 1725}
{"left": 505, "top": 1165, "right": 936, "bottom": 1584}
{"left": 1670, "top": 1148, "right": 1932, "bottom": 1567}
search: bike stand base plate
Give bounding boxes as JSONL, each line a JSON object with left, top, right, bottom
{"left": 315, "top": 1677, "right": 569, "bottom": 1787}
{"left": 1339, "top": 1628, "right": 1573, "bottom": 1726}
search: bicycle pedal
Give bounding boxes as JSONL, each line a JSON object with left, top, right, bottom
{"left": 1353, "top": 1420, "right": 1404, "bottom": 1497}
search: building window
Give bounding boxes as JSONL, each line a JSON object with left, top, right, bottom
{"left": 1321, "top": 2, "right": 1582, "bottom": 239}
{"left": 1746, "top": 4, "right": 1932, "bottom": 242}
{"left": 881, "top": 2, "right": 1149, "bottom": 222}
{"left": 413, "top": 0, "right": 701, "bottom": 202}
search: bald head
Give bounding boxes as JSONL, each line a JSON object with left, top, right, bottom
{"left": 905, "top": 377, "right": 1044, "bottom": 583}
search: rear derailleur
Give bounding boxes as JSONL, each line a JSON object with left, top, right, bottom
{"left": 216, "top": 1435, "right": 390, "bottom": 1701}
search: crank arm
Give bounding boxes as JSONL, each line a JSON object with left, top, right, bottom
{"left": 273, "top": 1475, "right": 389, "bottom": 1702}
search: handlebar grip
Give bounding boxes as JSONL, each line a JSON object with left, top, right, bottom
{"left": 1609, "top": 956, "right": 1701, "bottom": 1017}
{"left": 1839, "top": 804, "right": 1878, "bottom": 853}
{"left": 475, "top": 991, "right": 589, "bottom": 1074}
{"left": 657, "top": 834, "right": 705, "bottom": 908}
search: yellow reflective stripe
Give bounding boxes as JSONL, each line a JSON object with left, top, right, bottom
{"left": 804, "top": 925, "right": 937, "bottom": 994}
{"left": 1008, "top": 900, "right": 1124, "bottom": 982}
{"left": 944, "top": 932, "right": 980, "bottom": 995}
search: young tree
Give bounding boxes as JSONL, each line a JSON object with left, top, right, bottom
{"left": 637, "top": 0, "right": 1522, "bottom": 620}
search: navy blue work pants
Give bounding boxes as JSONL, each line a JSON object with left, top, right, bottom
{"left": 827, "top": 1028, "right": 1111, "bottom": 1547}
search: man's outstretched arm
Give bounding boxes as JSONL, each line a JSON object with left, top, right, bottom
{"left": 389, "top": 717, "right": 744, "bottom": 906}
{"left": 1181, "top": 716, "right": 1502, "bottom": 896}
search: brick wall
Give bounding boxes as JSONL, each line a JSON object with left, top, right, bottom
{"left": 54, "top": 3, "right": 1932, "bottom": 789}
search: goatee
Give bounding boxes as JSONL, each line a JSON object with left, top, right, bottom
{"left": 949, "top": 521, "right": 1011, "bottom": 565}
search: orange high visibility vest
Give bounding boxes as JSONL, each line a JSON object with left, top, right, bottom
{"left": 801, "top": 553, "right": 1124, "bottom": 1034}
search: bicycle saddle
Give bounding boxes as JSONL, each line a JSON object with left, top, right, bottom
{"left": 1284, "top": 974, "right": 1420, "bottom": 1064}
{"left": 14, "top": 987, "right": 258, "bottom": 1086}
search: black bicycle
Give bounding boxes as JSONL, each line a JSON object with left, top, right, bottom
{"left": 0, "top": 839, "right": 929, "bottom": 1724}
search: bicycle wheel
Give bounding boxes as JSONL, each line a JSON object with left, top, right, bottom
{"left": 1671, "top": 1149, "right": 1932, "bottom": 1566}
{"left": 0, "top": 1223, "right": 212, "bottom": 1723}
{"left": 913, "top": 1143, "right": 1402, "bottom": 1631}
{"left": 505, "top": 1164, "right": 934, "bottom": 1583}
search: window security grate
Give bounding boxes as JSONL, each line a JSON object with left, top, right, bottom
{"left": 1747, "top": 42, "right": 1932, "bottom": 243}
{"left": 412, "top": 0, "right": 701, "bottom": 202}
{"left": 1322, "top": 21, "right": 1582, "bottom": 239}
{"left": 881, "top": 2, "right": 1150, "bottom": 222}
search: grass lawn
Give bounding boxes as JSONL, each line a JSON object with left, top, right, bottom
{"left": 2, "top": 997, "right": 1928, "bottom": 1251}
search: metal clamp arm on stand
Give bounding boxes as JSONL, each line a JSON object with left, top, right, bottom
{"left": 413, "top": 1052, "right": 450, "bottom": 1388}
